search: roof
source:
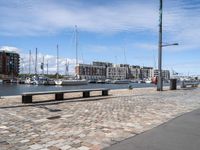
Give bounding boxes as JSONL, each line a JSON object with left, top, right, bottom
{"left": 0, "top": 49, "right": 19, "bottom": 54}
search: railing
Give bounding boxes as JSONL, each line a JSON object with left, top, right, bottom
{"left": 181, "top": 80, "right": 199, "bottom": 88}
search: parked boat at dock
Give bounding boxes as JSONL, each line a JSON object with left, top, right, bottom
{"left": 55, "top": 79, "right": 62, "bottom": 85}
{"left": 97, "top": 80, "right": 105, "bottom": 84}
{"left": 61, "top": 79, "right": 88, "bottom": 85}
{"left": 105, "top": 79, "right": 112, "bottom": 84}
{"left": 44, "top": 79, "right": 55, "bottom": 85}
{"left": 112, "top": 80, "right": 130, "bottom": 84}
{"left": 145, "top": 78, "right": 152, "bottom": 84}
{"left": 88, "top": 79, "right": 97, "bottom": 83}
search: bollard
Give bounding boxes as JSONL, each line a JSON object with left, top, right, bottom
{"left": 128, "top": 85, "right": 133, "bottom": 90}
{"left": 170, "top": 79, "right": 177, "bottom": 90}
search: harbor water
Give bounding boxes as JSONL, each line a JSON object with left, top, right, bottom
{"left": 0, "top": 83, "right": 159, "bottom": 96}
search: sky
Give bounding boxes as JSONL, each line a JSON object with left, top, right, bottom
{"left": 0, "top": 0, "right": 200, "bottom": 75}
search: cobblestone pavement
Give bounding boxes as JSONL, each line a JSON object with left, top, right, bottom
{"left": 0, "top": 88, "right": 200, "bottom": 150}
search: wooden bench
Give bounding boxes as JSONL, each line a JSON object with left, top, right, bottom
{"left": 22, "top": 88, "right": 109, "bottom": 103}
{"left": 181, "top": 81, "right": 199, "bottom": 88}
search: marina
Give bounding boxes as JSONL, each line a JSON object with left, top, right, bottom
{"left": 0, "top": 1, "right": 200, "bottom": 150}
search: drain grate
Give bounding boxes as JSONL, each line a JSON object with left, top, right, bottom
{"left": 47, "top": 115, "right": 61, "bottom": 120}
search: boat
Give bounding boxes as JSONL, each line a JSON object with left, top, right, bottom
{"left": 44, "top": 79, "right": 56, "bottom": 85}
{"left": 88, "top": 79, "right": 96, "bottom": 83}
{"left": 19, "top": 78, "right": 26, "bottom": 84}
{"left": 24, "top": 77, "right": 32, "bottom": 84}
{"left": 48, "top": 80, "right": 56, "bottom": 85}
{"left": 24, "top": 77, "right": 39, "bottom": 85}
{"left": 131, "top": 80, "right": 138, "bottom": 83}
{"left": 105, "top": 79, "right": 112, "bottom": 84}
{"left": 55, "top": 79, "right": 62, "bottom": 85}
{"left": 145, "top": 79, "right": 152, "bottom": 84}
{"left": 138, "top": 80, "right": 145, "bottom": 84}
{"left": 112, "top": 80, "right": 130, "bottom": 84}
{"left": 97, "top": 79, "right": 105, "bottom": 84}
{"left": 61, "top": 79, "right": 88, "bottom": 85}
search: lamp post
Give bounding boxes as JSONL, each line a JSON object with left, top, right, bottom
{"left": 157, "top": 0, "right": 163, "bottom": 91}
{"left": 157, "top": 0, "right": 178, "bottom": 91}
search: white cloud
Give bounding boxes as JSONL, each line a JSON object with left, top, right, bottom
{"left": 0, "top": 0, "right": 158, "bottom": 36}
{"left": 20, "top": 52, "right": 79, "bottom": 75}
{"left": 0, "top": 46, "right": 21, "bottom": 53}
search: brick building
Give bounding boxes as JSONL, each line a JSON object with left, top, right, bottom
{"left": 0, "top": 50, "right": 20, "bottom": 79}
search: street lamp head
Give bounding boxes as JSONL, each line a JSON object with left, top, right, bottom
{"left": 173, "top": 43, "right": 179, "bottom": 46}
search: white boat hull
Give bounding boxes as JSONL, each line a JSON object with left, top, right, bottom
{"left": 145, "top": 80, "right": 152, "bottom": 84}
{"left": 55, "top": 80, "right": 62, "bottom": 85}
{"left": 61, "top": 80, "right": 88, "bottom": 85}
{"left": 112, "top": 80, "right": 130, "bottom": 84}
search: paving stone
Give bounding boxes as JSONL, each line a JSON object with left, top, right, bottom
{"left": 20, "top": 139, "right": 30, "bottom": 143}
{"left": 29, "top": 144, "right": 43, "bottom": 149}
{"left": 78, "top": 146, "right": 90, "bottom": 150}
{"left": 60, "top": 145, "right": 71, "bottom": 150}
{"left": 47, "top": 146, "right": 62, "bottom": 150}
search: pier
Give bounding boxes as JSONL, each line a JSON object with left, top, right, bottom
{"left": 0, "top": 87, "right": 200, "bottom": 150}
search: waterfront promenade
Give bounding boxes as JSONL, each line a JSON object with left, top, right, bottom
{"left": 0, "top": 87, "right": 200, "bottom": 150}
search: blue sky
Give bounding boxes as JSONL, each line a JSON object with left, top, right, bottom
{"left": 0, "top": 0, "right": 200, "bottom": 75}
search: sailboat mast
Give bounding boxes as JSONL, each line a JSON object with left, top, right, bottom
{"left": 75, "top": 25, "right": 78, "bottom": 66}
{"left": 57, "top": 44, "right": 59, "bottom": 79}
{"left": 42, "top": 56, "right": 44, "bottom": 76}
{"left": 65, "top": 59, "right": 69, "bottom": 76}
{"left": 29, "top": 50, "right": 31, "bottom": 75}
{"left": 35, "top": 48, "right": 38, "bottom": 75}
{"left": 46, "top": 60, "right": 48, "bottom": 75}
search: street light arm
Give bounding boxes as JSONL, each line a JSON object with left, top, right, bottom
{"left": 162, "top": 43, "right": 179, "bottom": 47}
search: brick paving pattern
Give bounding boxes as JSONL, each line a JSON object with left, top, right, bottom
{"left": 0, "top": 88, "right": 200, "bottom": 150}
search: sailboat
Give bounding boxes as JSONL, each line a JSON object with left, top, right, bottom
{"left": 61, "top": 25, "right": 87, "bottom": 86}
{"left": 55, "top": 44, "right": 62, "bottom": 85}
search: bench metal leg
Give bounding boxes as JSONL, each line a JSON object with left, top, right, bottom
{"left": 83, "top": 91, "right": 90, "bottom": 98}
{"left": 22, "top": 95, "right": 32, "bottom": 103}
{"left": 102, "top": 90, "right": 108, "bottom": 96}
{"left": 55, "top": 93, "right": 64, "bottom": 100}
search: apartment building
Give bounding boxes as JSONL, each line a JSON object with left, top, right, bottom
{"left": 75, "top": 61, "right": 155, "bottom": 80}
{"left": 140, "top": 66, "right": 154, "bottom": 79}
{"left": 129, "top": 65, "right": 141, "bottom": 79}
{"left": 0, "top": 50, "right": 20, "bottom": 79}
{"left": 92, "top": 61, "right": 113, "bottom": 67}
{"left": 106, "top": 66, "right": 127, "bottom": 80}
{"left": 153, "top": 69, "right": 170, "bottom": 80}
{"left": 75, "top": 63, "right": 106, "bottom": 80}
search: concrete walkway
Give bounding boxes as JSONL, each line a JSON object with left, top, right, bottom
{"left": 104, "top": 108, "right": 200, "bottom": 150}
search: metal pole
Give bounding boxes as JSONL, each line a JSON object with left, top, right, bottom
{"left": 46, "top": 60, "right": 48, "bottom": 75}
{"left": 35, "top": 48, "right": 38, "bottom": 75}
{"left": 75, "top": 25, "right": 78, "bottom": 66}
{"left": 157, "top": 0, "right": 163, "bottom": 91}
{"left": 42, "top": 56, "right": 44, "bottom": 76}
{"left": 29, "top": 50, "right": 31, "bottom": 75}
{"left": 57, "top": 44, "right": 59, "bottom": 79}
